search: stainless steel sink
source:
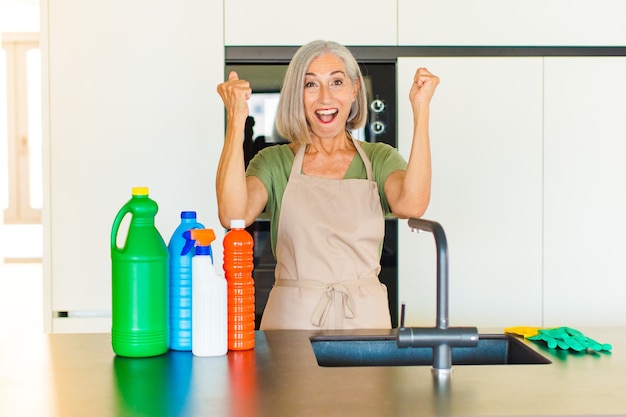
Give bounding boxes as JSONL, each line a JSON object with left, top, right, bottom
{"left": 310, "top": 333, "right": 551, "bottom": 367}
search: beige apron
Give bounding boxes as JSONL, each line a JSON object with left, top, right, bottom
{"left": 260, "top": 139, "right": 392, "bottom": 330}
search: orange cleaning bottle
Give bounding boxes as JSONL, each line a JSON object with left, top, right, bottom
{"left": 223, "top": 219, "right": 255, "bottom": 350}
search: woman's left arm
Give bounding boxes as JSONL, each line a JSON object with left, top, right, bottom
{"left": 384, "top": 67, "right": 439, "bottom": 219}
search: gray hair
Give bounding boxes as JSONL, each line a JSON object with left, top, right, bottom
{"left": 275, "top": 40, "right": 368, "bottom": 145}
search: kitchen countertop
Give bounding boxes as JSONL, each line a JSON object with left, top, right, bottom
{"left": 0, "top": 328, "right": 624, "bottom": 417}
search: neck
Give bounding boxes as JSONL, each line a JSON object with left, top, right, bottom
{"left": 307, "top": 131, "right": 353, "bottom": 155}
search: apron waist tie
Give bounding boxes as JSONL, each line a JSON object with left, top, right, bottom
{"left": 275, "top": 277, "right": 381, "bottom": 328}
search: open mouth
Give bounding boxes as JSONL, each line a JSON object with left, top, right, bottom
{"left": 315, "top": 108, "right": 338, "bottom": 123}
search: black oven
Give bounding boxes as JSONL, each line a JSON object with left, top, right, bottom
{"left": 225, "top": 49, "right": 398, "bottom": 328}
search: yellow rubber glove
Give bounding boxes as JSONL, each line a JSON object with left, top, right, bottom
{"left": 504, "top": 326, "right": 543, "bottom": 338}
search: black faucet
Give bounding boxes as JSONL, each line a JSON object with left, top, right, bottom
{"left": 397, "top": 218, "right": 479, "bottom": 378}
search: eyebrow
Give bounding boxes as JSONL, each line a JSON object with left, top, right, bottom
{"left": 305, "top": 70, "right": 346, "bottom": 77}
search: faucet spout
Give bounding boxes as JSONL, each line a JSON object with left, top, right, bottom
{"left": 397, "top": 218, "right": 479, "bottom": 376}
{"left": 407, "top": 218, "right": 450, "bottom": 330}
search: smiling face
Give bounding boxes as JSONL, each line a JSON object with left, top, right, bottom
{"left": 303, "top": 53, "right": 359, "bottom": 142}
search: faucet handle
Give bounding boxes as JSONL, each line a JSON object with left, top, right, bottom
{"left": 400, "top": 302, "right": 406, "bottom": 329}
{"left": 397, "top": 327, "right": 479, "bottom": 349}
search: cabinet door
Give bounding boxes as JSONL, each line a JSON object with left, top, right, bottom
{"left": 44, "top": 0, "right": 225, "bottom": 332}
{"left": 224, "top": 0, "right": 396, "bottom": 46}
{"left": 398, "top": 0, "right": 626, "bottom": 46}
{"left": 397, "top": 57, "right": 543, "bottom": 327}
{"left": 543, "top": 57, "right": 626, "bottom": 326}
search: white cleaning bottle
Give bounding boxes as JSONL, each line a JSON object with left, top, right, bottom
{"left": 187, "top": 228, "right": 227, "bottom": 357}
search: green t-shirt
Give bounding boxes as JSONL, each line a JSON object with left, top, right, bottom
{"left": 246, "top": 141, "right": 407, "bottom": 256}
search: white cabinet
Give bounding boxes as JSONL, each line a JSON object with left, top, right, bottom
{"left": 398, "top": 0, "right": 626, "bottom": 46}
{"left": 43, "top": 0, "right": 225, "bottom": 332}
{"left": 543, "top": 57, "right": 626, "bottom": 326}
{"left": 398, "top": 56, "right": 626, "bottom": 328}
{"left": 397, "top": 57, "right": 543, "bottom": 327}
{"left": 224, "top": 0, "right": 397, "bottom": 46}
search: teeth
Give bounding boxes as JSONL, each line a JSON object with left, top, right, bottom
{"left": 316, "top": 109, "right": 337, "bottom": 115}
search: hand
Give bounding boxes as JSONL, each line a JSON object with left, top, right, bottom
{"left": 217, "top": 71, "right": 252, "bottom": 121}
{"left": 527, "top": 327, "right": 612, "bottom": 352}
{"left": 409, "top": 67, "right": 439, "bottom": 110}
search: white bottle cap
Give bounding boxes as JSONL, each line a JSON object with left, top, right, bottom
{"left": 230, "top": 219, "right": 245, "bottom": 229}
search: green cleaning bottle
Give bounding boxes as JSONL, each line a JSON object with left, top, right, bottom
{"left": 111, "top": 187, "right": 169, "bottom": 357}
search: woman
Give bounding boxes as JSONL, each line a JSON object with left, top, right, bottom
{"left": 217, "top": 40, "right": 439, "bottom": 330}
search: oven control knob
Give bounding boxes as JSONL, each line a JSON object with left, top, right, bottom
{"left": 370, "top": 99, "right": 385, "bottom": 113}
{"left": 370, "top": 121, "right": 386, "bottom": 135}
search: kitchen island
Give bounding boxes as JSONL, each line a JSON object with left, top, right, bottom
{"left": 0, "top": 328, "right": 624, "bottom": 417}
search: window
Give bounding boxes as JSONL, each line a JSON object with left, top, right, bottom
{"left": 1, "top": 32, "right": 41, "bottom": 224}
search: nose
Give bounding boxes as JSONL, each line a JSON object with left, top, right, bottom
{"left": 318, "top": 84, "right": 332, "bottom": 103}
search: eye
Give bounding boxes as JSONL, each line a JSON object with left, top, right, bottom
{"left": 332, "top": 79, "right": 344, "bottom": 86}
{"left": 304, "top": 80, "right": 318, "bottom": 88}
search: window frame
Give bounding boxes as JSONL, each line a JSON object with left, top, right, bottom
{"left": 1, "top": 32, "right": 41, "bottom": 224}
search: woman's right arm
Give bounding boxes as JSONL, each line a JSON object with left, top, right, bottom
{"left": 216, "top": 71, "right": 267, "bottom": 228}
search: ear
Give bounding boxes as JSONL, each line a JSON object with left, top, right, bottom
{"left": 353, "top": 77, "right": 360, "bottom": 101}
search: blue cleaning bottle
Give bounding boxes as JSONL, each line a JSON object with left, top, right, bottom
{"left": 167, "top": 211, "right": 204, "bottom": 351}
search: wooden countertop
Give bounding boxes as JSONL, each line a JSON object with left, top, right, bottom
{"left": 0, "top": 328, "right": 624, "bottom": 417}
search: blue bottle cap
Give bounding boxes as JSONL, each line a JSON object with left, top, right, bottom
{"left": 181, "top": 211, "right": 197, "bottom": 219}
